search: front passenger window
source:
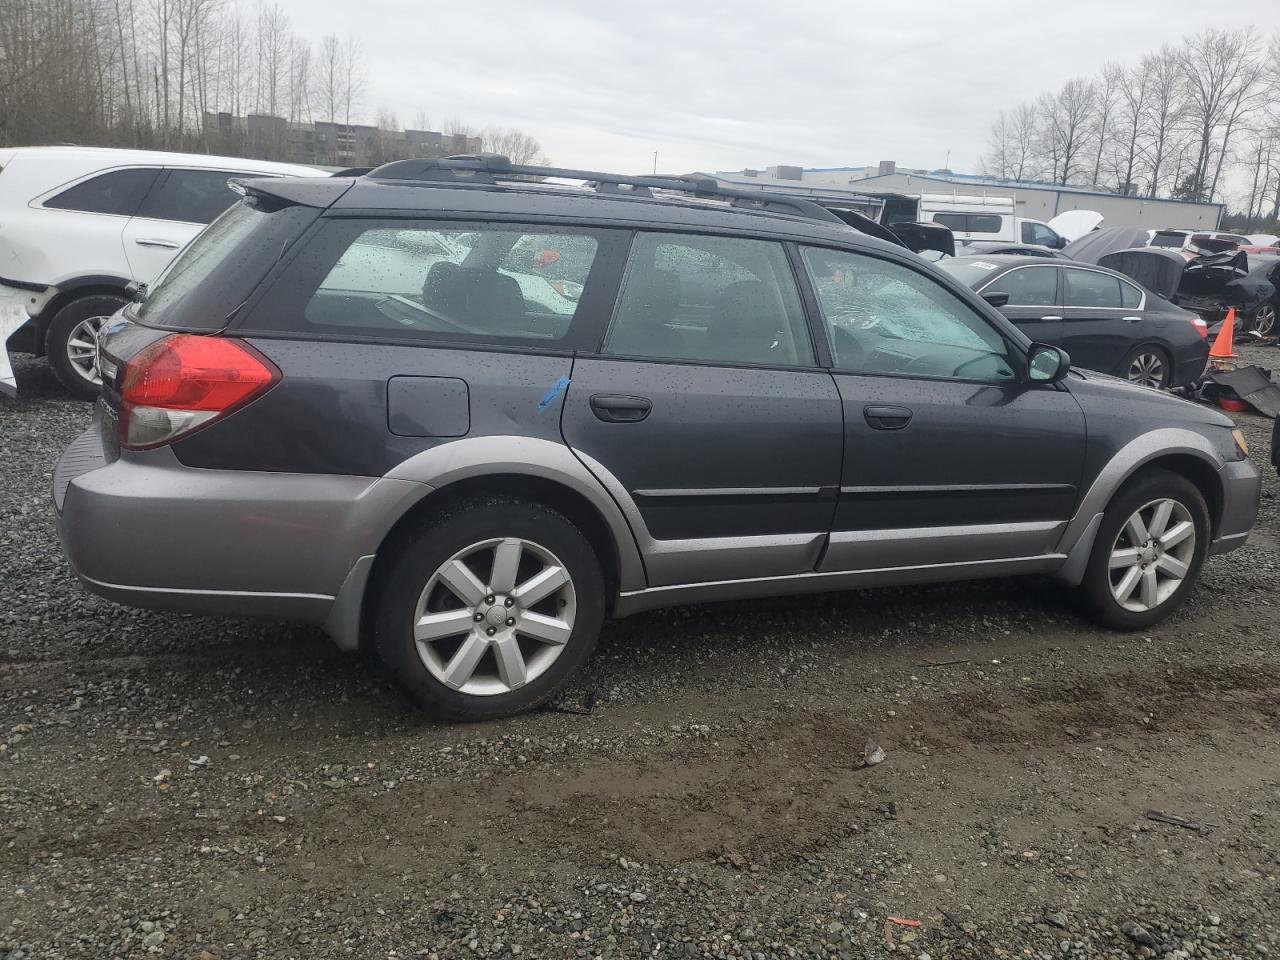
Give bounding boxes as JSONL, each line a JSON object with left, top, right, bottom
{"left": 801, "top": 246, "right": 1015, "bottom": 382}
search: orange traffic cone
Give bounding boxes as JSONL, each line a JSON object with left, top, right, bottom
{"left": 1209, "top": 307, "right": 1238, "bottom": 362}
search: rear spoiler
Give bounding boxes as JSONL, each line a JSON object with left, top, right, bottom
{"left": 230, "top": 175, "right": 355, "bottom": 210}
{"left": 822, "top": 208, "right": 956, "bottom": 256}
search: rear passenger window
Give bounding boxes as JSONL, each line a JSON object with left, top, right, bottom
{"left": 984, "top": 266, "right": 1057, "bottom": 306}
{"left": 251, "top": 221, "right": 602, "bottom": 346}
{"left": 933, "top": 213, "right": 1003, "bottom": 234}
{"left": 1064, "top": 269, "right": 1123, "bottom": 308}
{"left": 137, "top": 169, "right": 246, "bottom": 224}
{"left": 44, "top": 168, "right": 159, "bottom": 216}
{"left": 601, "top": 232, "right": 812, "bottom": 367}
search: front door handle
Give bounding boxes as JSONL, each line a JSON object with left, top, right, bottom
{"left": 1040, "top": 315, "right": 1064, "bottom": 321}
{"left": 134, "top": 238, "right": 182, "bottom": 249}
{"left": 1122, "top": 315, "right": 1142, "bottom": 323}
{"left": 590, "top": 394, "right": 652, "bottom": 423}
{"left": 864, "top": 404, "right": 912, "bottom": 430}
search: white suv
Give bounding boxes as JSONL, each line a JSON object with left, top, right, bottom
{"left": 0, "top": 146, "right": 319, "bottom": 398}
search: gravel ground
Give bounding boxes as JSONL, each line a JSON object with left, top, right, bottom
{"left": 3, "top": 345, "right": 1280, "bottom": 960}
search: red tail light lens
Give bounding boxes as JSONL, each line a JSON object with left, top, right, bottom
{"left": 118, "top": 334, "right": 279, "bottom": 449}
{"left": 1191, "top": 316, "right": 1209, "bottom": 339}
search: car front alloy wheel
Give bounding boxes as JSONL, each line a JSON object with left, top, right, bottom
{"left": 1107, "top": 498, "right": 1196, "bottom": 612}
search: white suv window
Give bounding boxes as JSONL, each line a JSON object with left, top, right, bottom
{"left": 43, "top": 168, "right": 159, "bottom": 216}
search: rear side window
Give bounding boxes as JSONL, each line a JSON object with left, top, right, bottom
{"left": 133, "top": 198, "right": 318, "bottom": 330}
{"left": 247, "top": 220, "right": 605, "bottom": 347}
{"left": 601, "top": 232, "right": 812, "bottom": 367}
{"left": 1064, "top": 268, "right": 1123, "bottom": 308}
{"left": 933, "top": 213, "right": 1003, "bottom": 234}
{"left": 984, "top": 266, "right": 1057, "bottom": 306}
{"left": 44, "top": 168, "right": 159, "bottom": 216}
{"left": 137, "top": 169, "right": 247, "bottom": 224}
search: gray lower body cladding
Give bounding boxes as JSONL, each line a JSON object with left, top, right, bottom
{"left": 54, "top": 423, "right": 427, "bottom": 639}
{"left": 53, "top": 423, "right": 1262, "bottom": 645}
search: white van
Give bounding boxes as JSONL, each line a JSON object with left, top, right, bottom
{"left": 916, "top": 194, "right": 1068, "bottom": 249}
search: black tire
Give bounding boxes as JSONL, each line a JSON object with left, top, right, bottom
{"left": 1080, "top": 469, "right": 1210, "bottom": 631}
{"left": 1121, "top": 345, "right": 1171, "bottom": 390}
{"left": 45, "top": 293, "right": 128, "bottom": 400}
{"left": 373, "top": 496, "right": 606, "bottom": 721}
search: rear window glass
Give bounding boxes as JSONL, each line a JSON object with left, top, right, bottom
{"left": 935, "top": 258, "right": 1004, "bottom": 288}
{"left": 1149, "top": 232, "right": 1186, "bottom": 248}
{"left": 246, "top": 220, "right": 604, "bottom": 347}
{"left": 132, "top": 198, "right": 318, "bottom": 330}
{"left": 44, "top": 168, "right": 159, "bottom": 216}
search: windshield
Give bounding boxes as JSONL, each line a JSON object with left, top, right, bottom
{"left": 133, "top": 197, "right": 317, "bottom": 329}
{"left": 935, "top": 258, "right": 1004, "bottom": 289}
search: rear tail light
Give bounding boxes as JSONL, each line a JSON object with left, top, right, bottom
{"left": 118, "top": 334, "right": 279, "bottom": 449}
{"left": 1191, "top": 316, "right": 1209, "bottom": 338}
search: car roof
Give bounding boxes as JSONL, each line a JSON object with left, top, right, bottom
{"left": 5, "top": 145, "right": 320, "bottom": 177}
{"left": 249, "top": 174, "right": 898, "bottom": 250}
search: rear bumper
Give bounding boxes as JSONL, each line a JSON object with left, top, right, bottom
{"left": 1210, "top": 458, "right": 1261, "bottom": 555}
{"left": 53, "top": 419, "right": 428, "bottom": 644}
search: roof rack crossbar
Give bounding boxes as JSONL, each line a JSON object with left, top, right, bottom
{"left": 367, "top": 155, "right": 845, "bottom": 225}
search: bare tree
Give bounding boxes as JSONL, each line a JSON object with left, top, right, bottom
{"left": 1089, "top": 63, "right": 1121, "bottom": 187}
{"left": 340, "top": 33, "right": 364, "bottom": 128}
{"left": 1038, "top": 78, "right": 1094, "bottom": 184}
{"left": 1144, "top": 45, "right": 1184, "bottom": 198}
{"left": 481, "top": 126, "right": 550, "bottom": 165}
{"left": 1111, "top": 58, "right": 1152, "bottom": 194}
{"left": 1177, "top": 28, "right": 1263, "bottom": 201}
{"left": 983, "top": 109, "right": 1012, "bottom": 180}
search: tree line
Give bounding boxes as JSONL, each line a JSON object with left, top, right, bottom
{"left": 0, "top": 0, "right": 549, "bottom": 166}
{"left": 983, "top": 28, "right": 1280, "bottom": 221}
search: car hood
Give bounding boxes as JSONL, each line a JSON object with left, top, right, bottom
{"left": 1067, "top": 369, "right": 1233, "bottom": 429}
{"left": 1047, "top": 210, "right": 1103, "bottom": 242}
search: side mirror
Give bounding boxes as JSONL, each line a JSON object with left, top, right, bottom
{"left": 982, "top": 292, "right": 1010, "bottom": 308}
{"left": 1027, "top": 342, "right": 1070, "bottom": 384}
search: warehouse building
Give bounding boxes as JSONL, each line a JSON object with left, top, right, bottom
{"left": 717, "top": 162, "right": 1224, "bottom": 231}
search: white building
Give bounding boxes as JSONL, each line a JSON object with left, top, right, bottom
{"left": 717, "top": 163, "right": 1224, "bottom": 232}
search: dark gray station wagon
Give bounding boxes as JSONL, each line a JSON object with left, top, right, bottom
{"left": 54, "top": 157, "right": 1260, "bottom": 719}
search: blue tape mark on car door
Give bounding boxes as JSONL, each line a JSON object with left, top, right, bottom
{"left": 538, "top": 375, "right": 571, "bottom": 414}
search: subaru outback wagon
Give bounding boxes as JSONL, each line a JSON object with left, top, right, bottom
{"left": 54, "top": 156, "right": 1261, "bottom": 719}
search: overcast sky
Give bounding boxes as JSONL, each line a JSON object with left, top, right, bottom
{"left": 289, "top": 0, "right": 1273, "bottom": 191}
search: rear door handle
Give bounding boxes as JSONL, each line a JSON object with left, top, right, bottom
{"left": 864, "top": 404, "right": 912, "bottom": 430}
{"left": 1122, "top": 315, "right": 1142, "bottom": 323}
{"left": 134, "top": 238, "right": 181, "bottom": 249}
{"left": 1040, "top": 315, "right": 1063, "bottom": 321}
{"left": 590, "top": 394, "right": 652, "bottom": 423}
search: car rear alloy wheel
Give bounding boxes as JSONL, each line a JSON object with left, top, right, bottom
{"left": 1107, "top": 498, "right": 1196, "bottom": 612}
{"left": 1254, "top": 303, "right": 1277, "bottom": 337}
{"left": 1126, "top": 351, "right": 1165, "bottom": 389}
{"left": 374, "top": 497, "right": 605, "bottom": 720}
{"left": 413, "top": 537, "right": 577, "bottom": 696}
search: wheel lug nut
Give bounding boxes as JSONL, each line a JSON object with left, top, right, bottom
{"left": 504, "top": 597, "right": 514, "bottom": 607}
{"left": 505, "top": 617, "right": 515, "bottom": 626}
{"left": 473, "top": 612, "right": 484, "bottom": 622}
{"left": 485, "top": 595, "right": 496, "bottom": 605}
{"left": 486, "top": 626, "right": 496, "bottom": 636}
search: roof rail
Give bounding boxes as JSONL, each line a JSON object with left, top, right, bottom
{"left": 366, "top": 154, "right": 846, "bottom": 226}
